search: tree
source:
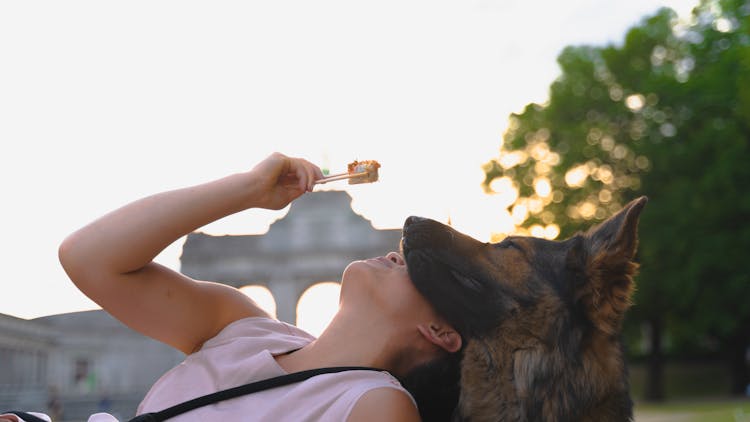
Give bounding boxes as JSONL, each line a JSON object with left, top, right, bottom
{"left": 483, "top": 0, "right": 750, "bottom": 399}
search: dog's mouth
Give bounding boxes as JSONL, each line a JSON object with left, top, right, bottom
{"left": 401, "top": 216, "right": 506, "bottom": 338}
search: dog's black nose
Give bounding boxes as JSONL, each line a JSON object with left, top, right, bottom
{"left": 402, "top": 216, "right": 426, "bottom": 249}
{"left": 404, "top": 216, "right": 427, "bottom": 228}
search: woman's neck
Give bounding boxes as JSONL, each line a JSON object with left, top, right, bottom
{"left": 275, "top": 309, "right": 417, "bottom": 377}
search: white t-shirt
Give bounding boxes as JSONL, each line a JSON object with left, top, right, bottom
{"left": 136, "top": 316, "right": 414, "bottom": 421}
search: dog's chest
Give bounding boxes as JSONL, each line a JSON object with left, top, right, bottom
{"left": 458, "top": 340, "right": 525, "bottom": 421}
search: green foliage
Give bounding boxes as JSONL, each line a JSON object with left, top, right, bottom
{"left": 636, "top": 398, "right": 750, "bottom": 422}
{"left": 484, "top": 0, "right": 750, "bottom": 359}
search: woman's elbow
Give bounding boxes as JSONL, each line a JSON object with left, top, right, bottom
{"left": 58, "top": 232, "right": 89, "bottom": 286}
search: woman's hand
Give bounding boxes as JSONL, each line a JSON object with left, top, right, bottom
{"left": 248, "top": 152, "right": 324, "bottom": 210}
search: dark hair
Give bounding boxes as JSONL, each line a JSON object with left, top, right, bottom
{"left": 399, "top": 350, "right": 462, "bottom": 422}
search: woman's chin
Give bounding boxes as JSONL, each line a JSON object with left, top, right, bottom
{"left": 340, "top": 261, "right": 378, "bottom": 298}
{"left": 342, "top": 259, "right": 369, "bottom": 279}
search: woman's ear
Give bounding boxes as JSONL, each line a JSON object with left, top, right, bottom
{"left": 417, "top": 322, "right": 462, "bottom": 353}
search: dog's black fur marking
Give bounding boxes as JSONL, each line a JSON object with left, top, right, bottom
{"left": 400, "top": 198, "right": 647, "bottom": 421}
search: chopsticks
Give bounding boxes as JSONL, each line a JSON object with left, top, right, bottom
{"left": 314, "top": 171, "right": 369, "bottom": 185}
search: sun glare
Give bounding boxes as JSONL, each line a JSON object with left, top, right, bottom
{"left": 499, "top": 151, "right": 528, "bottom": 169}
{"left": 489, "top": 176, "right": 520, "bottom": 207}
{"left": 534, "top": 178, "right": 552, "bottom": 197}
{"left": 296, "top": 282, "right": 341, "bottom": 337}
{"left": 240, "top": 285, "right": 277, "bottom": 318}
{"left": 565, "top": 165, "right": 590, "bottom": 188}
{"left": 625, "top": 94, "right": 645, "bottom": 111}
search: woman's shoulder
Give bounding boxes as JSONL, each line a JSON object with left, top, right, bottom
{"left": 300, "top": 369, "right": 417, "bottom": 421}
{"left": 348, "top": 387, "right": 421, "bottom": 422}
{"left": 199, "top": 316, "right": 315, "bottom": 353}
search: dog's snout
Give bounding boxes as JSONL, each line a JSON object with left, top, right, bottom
{"left": 402, "top": 216, "right": 426, "bottom": 251}
{"left": 404, "top": 216, "right": 427, "bottom": 228}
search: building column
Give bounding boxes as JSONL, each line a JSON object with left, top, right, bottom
{"left": 267, "top": 280, "right": 298, "bottom": 324}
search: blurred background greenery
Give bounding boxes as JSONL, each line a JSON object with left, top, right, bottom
{"left": 482, "top": 0, "right": 750, "bottom": 406}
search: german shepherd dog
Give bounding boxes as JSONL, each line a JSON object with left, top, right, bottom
{"left": 400, "top": 197, "right": 647, "bottom": 422}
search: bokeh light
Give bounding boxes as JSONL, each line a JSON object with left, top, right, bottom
{"left": 240, "top": 285, "right": 277, "bottom": 318}
{"left": 296, "top": 282, "right": 341, "bottom": 337}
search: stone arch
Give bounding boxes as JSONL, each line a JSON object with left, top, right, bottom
{"left": 295, "top": 281, "right": 341, "bottom": 337}
{"left": 180, "top": 190, "right": 403, "bottom": 326}
{"left": 238, "top": 284, "right": 277, "bottom": 318}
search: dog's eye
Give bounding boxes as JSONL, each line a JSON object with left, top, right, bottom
{"left": 496, "top": 239, "right": 520, "bottom": 250}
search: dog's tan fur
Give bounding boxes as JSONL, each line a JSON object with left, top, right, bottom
{"left": 402, "top": 197, "right": 647, "bottom": 421}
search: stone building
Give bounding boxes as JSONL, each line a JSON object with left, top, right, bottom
{"left": 1, "top": 190, "right": 402, "bottom": 420}
{"left": 0, "top": 313, "right": 54, "bottom": 411}
{"left": 181, "top": 190, "right": 402, "bottom": 323}
{"left": 0, "top": 310, "right": 183, "bottom": 419}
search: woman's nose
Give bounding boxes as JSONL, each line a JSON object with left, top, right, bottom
{"left": 386, "top": 251, "right": 405, "bottom": 265}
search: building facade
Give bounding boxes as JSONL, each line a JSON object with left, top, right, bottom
{"left": 181, "top": 190, "right": 402, "bottom": 323}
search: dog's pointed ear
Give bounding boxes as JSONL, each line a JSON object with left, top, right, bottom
{"left": 586, "top": 196, "right": 648, "bottom": 260}
{"left": 418, "top": 322, "right": 463, "bottom": 353}
{"left": 572, "top": 196, "right": 648, "bottom": 334}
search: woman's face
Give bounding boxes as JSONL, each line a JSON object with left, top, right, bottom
{"left": 340, "top": 252, "right": 437, "bottom": 321}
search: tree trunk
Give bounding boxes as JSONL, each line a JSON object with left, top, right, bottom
{"left": 644, "top": 316, "right": 665, "bottom": 401}
{"left": 727, "top": 329, "right": 749, "bottom": 395}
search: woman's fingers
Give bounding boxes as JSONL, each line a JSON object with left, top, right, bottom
{"left": 311, "top": 163, "right": 324, "bottom": 185}
{"left": 289, "top": 157, "right": 323, "bottom": 192}
{"left": 256, "top": 152, "right": 324, "bottom": 194}
{"left": 291, "top": 161, "right": 308, "bottom": 192}
{"left": 303, "top": 159, "right": 322, "bottom": 191}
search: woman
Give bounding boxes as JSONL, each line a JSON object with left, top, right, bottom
{"left": 5, "top": 153, "right": 462, "bottom": 422}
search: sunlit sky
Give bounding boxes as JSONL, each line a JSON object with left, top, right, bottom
{"left": 0, "top": 0, "right": 698, "bottom": 323}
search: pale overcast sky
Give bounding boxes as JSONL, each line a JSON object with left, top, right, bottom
{"left": 0, "top": 0, "right": 698, "bottom": 320}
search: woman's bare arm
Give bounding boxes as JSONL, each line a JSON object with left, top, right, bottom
{"left": 348, "top": 388, "right": 421, "bottom": 422}
{"left": 58, "top": 153, "right": 323, "bottom": 354}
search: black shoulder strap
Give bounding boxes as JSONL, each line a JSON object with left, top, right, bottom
{"left": 128, "top": 366, "right": 383, "bottom": 422}
{"left": 2, "top": 411, "right": 49, "bottom": 422}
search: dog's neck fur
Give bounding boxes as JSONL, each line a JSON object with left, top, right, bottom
{"left": 401, "top": 197, "right": 647, "bottom": 422}
{"left": 456, "top": 323, "right": 632, "bottom": 422}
